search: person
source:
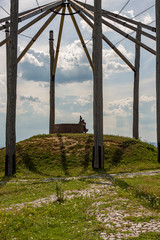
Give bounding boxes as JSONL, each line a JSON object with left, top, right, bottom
{"left": 82, "top": 119, "right": 88, "bottom": 133}
{"left": 79, "top": 116, "right": 88, "bottom": 133}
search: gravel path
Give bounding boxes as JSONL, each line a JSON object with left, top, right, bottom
{"left": 1, "top": 171, "right": 160, "bottom": 239}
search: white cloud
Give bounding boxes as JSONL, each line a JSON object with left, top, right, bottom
{"left": 102, "top": 45, "right": 133, "bottom": 78}
{"left": 141, "top": 14, "right": 153, "bottom": 25}
{"left": 58, "top": 40, "right": 89, "bottom": 71}
{"left": 20, "top": 52, "right": 44, "bottom": 67}
{"left": 80, "top": 19, "right": 93, "bottom": 33}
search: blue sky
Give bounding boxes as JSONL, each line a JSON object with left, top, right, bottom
{"left": 0, "top": 0, "right": 156, "bottom": 147}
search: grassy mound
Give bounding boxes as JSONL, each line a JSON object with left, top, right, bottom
{"left": 0, "top": 134, "right": 159, "bottom": 178}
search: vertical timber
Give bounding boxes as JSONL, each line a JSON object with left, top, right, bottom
{"left": 133, "top": 25, "right": 141, "bottom": 139}
{"left": 49, "top": 30, "right": 55, "bottom": 134}
{"left": 93, "top": 0, "right": 104, "bottom": 169}
{"left": 156, "top": 0, "right": 160, "bottom": 163}
{"left": 5, "top": 21, "right": 10, "bottom": 92}
{"left": 5, "top": 0, "right": 19, "bottom": 176}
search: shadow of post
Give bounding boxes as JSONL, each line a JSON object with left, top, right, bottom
{"left": 80, "top": 135, "right": 93, "bottom": 174}
{"left": 57, "top": 134, "right": 69, "bottom": 176}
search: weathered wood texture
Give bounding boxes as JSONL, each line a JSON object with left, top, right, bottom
{"left": 49, "top": 30, "right": 55, "bottom": 134}
{"left": 5, "top": 0, "right": 19, "bottom": 176}
{"left": 133, "top": 25, "right": 141, "bottom": 139}
{"left": 93, "top": 0, "right": 104, "bottom": 169}
{"left": 156, "top": 0, "right": 160, "bottom": 163}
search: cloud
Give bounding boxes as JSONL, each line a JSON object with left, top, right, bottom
{"left": 103, "top": 94, "right": 156, "bottom": 139}
{"left": 20, "top": 95, "right": 40, "bottom": 102}
{"left": 102, "top": 45, "right": 133, "bottom": 78}
{"left": 18, "top": 48, "right": 50, "bottom": 82}
{"left": 21, "top": 52, "right": 44, "bottom": 67}
{"left": 80, "top": 19, "right": 93, "bottom": 33}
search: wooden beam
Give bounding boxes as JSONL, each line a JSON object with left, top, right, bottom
{"left": 49, "top": 30, "right": 55, "bottom": 134}
{"left": 5, "top": 22, "right": 9, "bottom": 81}
{"left": 74, "top": 0, "right": 156, "bottom": 33}
{"left": 133, "top": 25, "right": 141, "bottom": 139}
{"left": 156, "top": 0, "right": 160, "bottom": 163}
{"left": 70, "top": 0, "right": 156, "bottom": 56}
{"left": 18, "top": 7, "right": 62, "bottom": 63}
{"left": 68, "top": 5, "right": 93, "bottom": 71}
{"left": 93, "top": 0, "right": 104, "bottom": 169}
{"left": 0, "top": 8, "right": 53, "bottom": 47}
{"left": 5, "top": 0, "right": 18, "bottom": 176}
{"left": 0, "top": 0, "right": 63, "bottom": 24}
{"left": 72, "top": 5, "right": 135, "bottom": 71}
{"left": 52, "top": 7, "right": 66, "bottom": 76}
{"left": 102, "top": 14, "right": 155, "bottom": 41}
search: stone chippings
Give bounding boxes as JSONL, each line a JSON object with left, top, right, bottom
{"left": 90, "top": 179, "right": 160, "bottom": 240}
{"left": 1, "top": 176, "right": 160, "bottom": 239}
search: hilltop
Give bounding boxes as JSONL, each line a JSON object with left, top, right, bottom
{"left": 0, "top": 134, "right": 159, "bottom": 178}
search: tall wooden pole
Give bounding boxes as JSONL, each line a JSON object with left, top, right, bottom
{"left": 5, "top": 21, "right": 10, "bottom": 85}
{"left": 133, "top": 25, "right": 141, "bottom": 139}
{"left": 5, "top": 0, "right": 19, "bottom": 176}
{"left": 93, "top": 0, "right": 104, "bottom": 169}
{"left": 156, "top": 0, "right": 160, "bottom": 163}
{"left": 49, "top": 30, "right": 55, "bottom": 134}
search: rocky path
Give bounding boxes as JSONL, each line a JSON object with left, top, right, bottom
{"left": 1, "top": 171, "right": 160, "bottom": 239}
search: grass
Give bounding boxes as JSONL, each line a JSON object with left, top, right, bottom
{"left": 0, "top": 133, "right": 159, "bottom": 179}
{"left": 0, "top": 176, "right": 160, "bottom": 239}
{"left": 0, "top": 197, "right": 104, "bottom": 240}
{"left": 0, "top": 134, "right": 160, "bottom": 239}
{"left": 113, "top": 174, "right": 160, "bottom": 210}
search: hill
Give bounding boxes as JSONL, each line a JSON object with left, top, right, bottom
{"left": 0, "top": 134, "right": 159, "bottom": 178}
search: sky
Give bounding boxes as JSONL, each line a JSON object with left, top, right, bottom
{"left": 0, "top": 0, "right": 156, "bottom": 147}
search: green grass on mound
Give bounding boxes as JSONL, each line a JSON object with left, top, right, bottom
{"left": 0, "top": 134, "right": 159, "bottom": 178}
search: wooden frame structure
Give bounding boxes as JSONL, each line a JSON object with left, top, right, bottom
{"left": 0, "top": 0, "right": 159, "bottom": 175}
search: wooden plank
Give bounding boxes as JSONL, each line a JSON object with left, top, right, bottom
{"left": 72, "top": 6, "right": 135, "bottom": 71}
{"left": 5, "top": 0, "right": 18, "bottom": 176}
{"left": 74, "top": 0, "right": 156, "bottom": 32}
{"left": 70, "top": 0, "right": 156, "bottom": 55}
{"left": 52, "top": 7, "right": 66, "bottom": 76}
{"left": 18, "top": 7, "right": 62, "bottom": 63}
{"left": 156, "top": 0, "right": 160, "bottom": 163}
{"left": 0, "top": 9, "right": 52, "bottom": 47}
{"left": 68, "top": 5, "right": 93, "bottom": 70}
{"left": 0, "top": 0, "right": 63, "bottom": 24}
{"left": 93, "top": 0, "right": 104, "bottom": 169}
{"left": 49, "top": 30, "right": 55, "bottom": 134}
{"left": 133, "top": 25, "right": 141, "bottom": 139}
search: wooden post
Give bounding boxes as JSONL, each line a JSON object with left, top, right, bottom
{"left": 156, "top": 0, "right": 160, "bottom": 163}
{"left": 93, "top": 0, "right": 104, "bottom": 169}
{"left": 49, "top": 30, "right": 55, "bottom": 134}
{"left": 5, "top": 21, "right": 9, "bottom": 84}
{"left": 133, "top": 25, "right": 141, "bottom": 139}
{"left": 5, "top": 0, "right": 19, "bottom": 176}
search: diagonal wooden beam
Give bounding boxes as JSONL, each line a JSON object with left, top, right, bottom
{"left": 71, "top": 5, "right": 135, "bottom": 71}
{"left": 74, "top": 0, "right": 156, "bottom": 33}
{"left": 0, "top": 8, "right": 56, "bottom": 47}
{"left": 0, "top": 0, "right": 63, "bottom": 24}
{"left": 67, "top": 5, "right": 93, "bottom": 71}
{"left": 17, "top": 6, "right": 62, "bottom": 63}
{"left": 52, "top": 7, "right": 66, "bottom": 76}
{"left": 102, "top": 14, "right": 155, "bottom": 41}
{"left": 70, "top": 0, "right": 156, "bottom": 55}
